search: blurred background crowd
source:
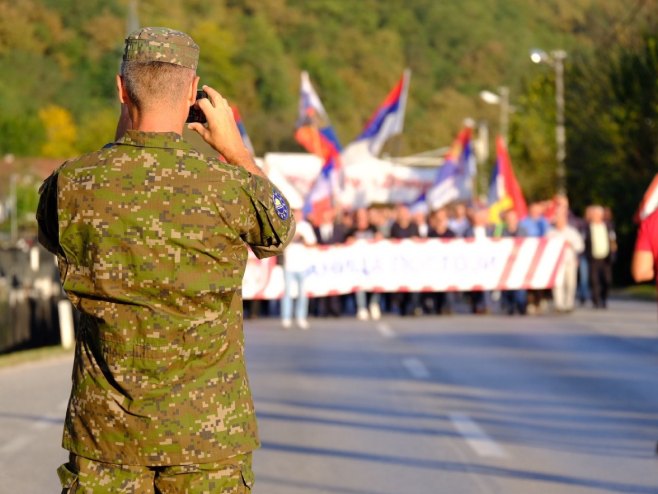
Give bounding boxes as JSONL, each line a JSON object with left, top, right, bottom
{"left": 258, "top": 194, "right": 618, "bottom": 329}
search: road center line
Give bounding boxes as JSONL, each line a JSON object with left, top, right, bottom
{"left": 449, "top": 412, "right": 508, "bottom": 458}
{"left": 376, "top": 322, "right": 396, "bottom": 339}
{"left": 402, "top": 357, "right": 430, "bottom": 379}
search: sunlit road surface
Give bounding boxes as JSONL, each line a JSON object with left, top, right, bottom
{"left": 1, "top": 299, "right": 657, "bottom": 493}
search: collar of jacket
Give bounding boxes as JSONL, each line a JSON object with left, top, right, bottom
{"left": 117, "top": 130, "right": 192, "bottom": 151}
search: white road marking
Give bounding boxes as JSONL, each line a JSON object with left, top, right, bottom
{"left": 402, "top": 358, "right": 430, "bottom": 379}
{"left": 376, "top": 322, "right": 396, "bottom": 339}
{"left": 449, "top": 412, "right": 508, "bottom": 458}
{"left": 0, "top": 435, "right": 32, "bottom": 454}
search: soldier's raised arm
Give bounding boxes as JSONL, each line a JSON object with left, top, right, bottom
{"left": 189, "top": 84, "right": 295, "bottom": 258}
{"left": 188, "top": 84, "right": 264, "bottom": 179}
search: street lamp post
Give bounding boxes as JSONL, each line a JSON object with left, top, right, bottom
{"left": 479, "top": 86, "right": 510, "bottom": 145}
{"left": 9, "top": 173, "right": 17, "bottom": 243}
{"left": 531, "top": 49, "right": 567, "bottom": 195}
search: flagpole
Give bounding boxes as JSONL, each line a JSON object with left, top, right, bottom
{"left": 476, "top": 120, "right": 489, "bottom": 200}
{"left": 399, "top": 68, "right": 412, "bottom": 133}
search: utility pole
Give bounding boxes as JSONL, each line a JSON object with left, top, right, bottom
{"left": 127, "top": 0, "right": 140, "bottom": 34}
{"left": 531, "top": 49, "right": 568, "bottom": 195}
{"left": 480, "top": 86, "right": 510, "bottom": 145}
{"left": 9, "top": 174, "right": 17, "bottom": 244}
{"left": 498, "top": 86, "right": 510, "bottom": 147}
{"left": 554, "top": 52, "right": 567, "bottom": 195}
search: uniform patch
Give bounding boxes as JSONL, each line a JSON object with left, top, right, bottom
{"left": 273, "top": 190, "right": 289, "bottom": 220}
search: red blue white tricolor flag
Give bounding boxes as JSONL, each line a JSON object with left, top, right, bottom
{"left": 355, "top": 69, "right": 411, "bottom": 156}
{"left": 295, "top": 71, "right": 344, "bottom": 219}
{"left": 295, "top": 71, "right": 342, "bottom": 160}
{"left": 303, "top": 154, "right": 339, "bottom": 219}
{"left": 488, "top": 136, "right": 527, "bottom": 223}
{"left": 426, "top": 124, "right": 477, "bottom": 210}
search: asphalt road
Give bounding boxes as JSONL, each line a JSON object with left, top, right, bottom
{"left": 1, "top": 299, "right": 657, "bottom": 493}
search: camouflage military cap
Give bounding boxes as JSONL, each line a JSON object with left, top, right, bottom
{"left": 123, "top": 27, "right": 199, "bottom": 70}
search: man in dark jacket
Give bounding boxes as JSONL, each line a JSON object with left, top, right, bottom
{"left": 584, "top": 205, "right": 616, "bottom": 308}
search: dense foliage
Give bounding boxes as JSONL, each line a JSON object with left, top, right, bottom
{"left": 1, "top": 0, "right": 657, "bottom": 280}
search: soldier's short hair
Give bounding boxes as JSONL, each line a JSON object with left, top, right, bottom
{"left": 121, "top": 60, "right": 194, "bottom": 112}
{"left": 120, "top": 27, "right": 198, "bottom": 112}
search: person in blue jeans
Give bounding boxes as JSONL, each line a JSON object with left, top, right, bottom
{"left": 347, "top": 208, "right": 383, "bottom": 320}
{"left": 500, "top": 209, "right": 528, "bottom": 315}
{"left": 519, "top": 202, "right": 550, "bottom": 313}
{"left": 282, "top": 209, "right": 317, "bottom": 329}
{"left": 575, "top": 206, "right": 592, "bottom": 305}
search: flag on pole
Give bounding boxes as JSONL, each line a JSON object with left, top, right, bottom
{"left": 303, "top": 154, "right": 338, "bottom": 219}
{"left": 231, "top": 105, "right": 255, "bottom": 156}
{"left": 426, "top": 124, "right": 476, "bottom": 210}
{"left": 636, "top": 173, "right": 658, "bottom": 222}
{"left": 295, "top": 71, "right": 344, "bottom": 218}
{"left": 353, "top": 69, "right": 411, "bottom": 157}
{"left": 488, "top": 136, "right": 527, "bottom": 223}
{"left": 295, "top": 71, "right": 342, "bottom": 160}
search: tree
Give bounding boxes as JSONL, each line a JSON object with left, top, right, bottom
{"left": 38, "top": 105, "right": 78, "bottom": 158}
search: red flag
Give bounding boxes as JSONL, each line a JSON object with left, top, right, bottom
{"left": 488, "top": 136, "right": 527, "bottom": 222}
{"left": 636, "top": 173, "right": 658, "bottom": 223}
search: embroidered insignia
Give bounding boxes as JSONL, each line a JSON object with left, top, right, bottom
{"left": 273, "top": 190, "right": 289, "bottom": 220}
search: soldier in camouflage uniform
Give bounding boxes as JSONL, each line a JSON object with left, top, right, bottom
{"left": 37, "top": 27, "right": 295, "bottom": 493}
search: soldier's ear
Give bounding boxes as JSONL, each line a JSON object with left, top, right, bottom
{"left": 187, "top": 75, "right": 200, "bottom": 106}
{"left": 116, "top": 74, "right": 129, "bottom": 105}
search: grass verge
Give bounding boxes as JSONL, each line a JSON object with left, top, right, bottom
{"left": 0, "top": 345, "right": 72, "bottom": 369}
{"left": 614, "top": 284, "right": 657, "bottom": 302}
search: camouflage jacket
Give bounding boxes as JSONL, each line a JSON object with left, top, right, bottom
{"left": 37, "top": 130, "right": 294, "bottom": 465}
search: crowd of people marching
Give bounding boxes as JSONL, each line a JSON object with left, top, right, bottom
{"left": 245, "top": 195, "right": 618, "bottom": 329}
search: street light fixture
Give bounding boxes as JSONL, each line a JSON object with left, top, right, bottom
{"left": 530, "top": 48, "right": 568, "bottom": 195}
{"left": 479, "top": 87, "right": 510, "bottom": 145}
{"left": 530, "top": 49, "right": 548, "bottom": 64}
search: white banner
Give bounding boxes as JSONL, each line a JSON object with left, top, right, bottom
{"left": 243, "top": 238, "right": 566, "bottom": 299}
{"left": 264, "top": 152, "right": 437, "bottom": 209}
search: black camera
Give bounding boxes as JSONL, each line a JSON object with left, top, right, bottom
{"left": 186, "top": 90, "right": 208, "bottom": 124}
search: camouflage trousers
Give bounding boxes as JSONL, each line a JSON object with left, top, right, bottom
{"left": 57, "top": 452, "right": 253, "bottom": 493}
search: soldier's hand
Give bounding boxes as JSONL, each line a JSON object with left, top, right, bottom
{"left": 188, "top": 85, "right": 263, "bottom": 176}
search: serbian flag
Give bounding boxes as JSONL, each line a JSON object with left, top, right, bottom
{"left": 295, "top": 71, "right": 342, "bottom": 160}
{"left": 426, "top": 124, "right": 476, "bottom": 210}
{"left": 636, "top": 173, "right": 658, "bottom": 222}
{"left": 352, "top": 69, "right": 411, "bottom": 157}
{"left": 231, "top": 105, "right": 255, "bottom": 156}
{"left": 488, "top": 136, "right": 527, "bottom": 223}
{"left": 303, "top": 154, "right": 338, "bottom": 220}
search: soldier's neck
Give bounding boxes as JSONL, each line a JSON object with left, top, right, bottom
{"left": 130, "top": 111, "right": 185, "bottom": 135}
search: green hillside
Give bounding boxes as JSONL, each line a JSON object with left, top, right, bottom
{"left": 1, "top": 0, "right": 657, "bottom": 273}
{"left": 0, "top": 0, "right": 641, "bottom": 156}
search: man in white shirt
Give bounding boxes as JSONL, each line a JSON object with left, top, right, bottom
{"left": 548, "top": 209, "right": 584, "bottom": 312}
{"left": 282, "top": 209, "right": 317, "bottom": 329}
